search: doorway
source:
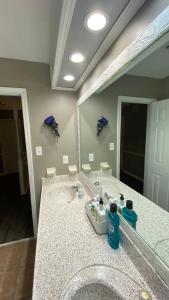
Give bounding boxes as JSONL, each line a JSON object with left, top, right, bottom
{"left": 0, "top": 87, "right": 37, "bottom": 243}
{"left": 117, "top": 96, "right": 155, "bottom": 194}
{"left": 0, "top": 95, "right": 34, "bottom": 243}
{"left": 120, "top": 103, "right": 147, "bottom": 194}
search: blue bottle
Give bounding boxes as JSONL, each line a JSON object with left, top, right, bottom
{"left": 122, "top": 200, "right": 137, "bottom": 229}
{"left": 108, "top": 203, "right": 120, "bottom": 250}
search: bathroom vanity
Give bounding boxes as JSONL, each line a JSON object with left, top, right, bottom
{"left": 32, "top": 174, "right": 169, "bottom": 300}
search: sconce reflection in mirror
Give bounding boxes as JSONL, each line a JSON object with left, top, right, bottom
{"left": 97, "top": 116, "right": 108, "bottom": 136}
{"left": 44, "top": 115, "right": 60, "bottom": 137}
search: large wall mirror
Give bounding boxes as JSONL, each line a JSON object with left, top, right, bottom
{"left": 79, "top": 38, "right": 169, "bottom": 270}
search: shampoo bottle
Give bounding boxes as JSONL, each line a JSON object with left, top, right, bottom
{"left": 122, "top": 200, "right": 137, "bottom": 229}
{"left": 107, "top": 203, "right": 120, "bottom": 250}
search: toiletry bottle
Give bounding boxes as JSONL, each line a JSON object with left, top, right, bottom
{"left": 118, "top": 193, "right": 124, "bottom": 214}
{"left": 107, "top": 203, "right": 120, "bottom": 250}
{"left": 122, "top": 200, "right": 137, "bottom": 229}
{"left": 97, "top": 198, "right": 107, "bottom": 222}
{"left": 78, "top": 186, "right": 84, "bottom": 199}
{"left": 90, "top": 201, "right": 99, "bottom": 222}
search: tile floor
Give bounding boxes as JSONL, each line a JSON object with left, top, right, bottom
{"left": 0, "top": 238, "right": 36, "bottom": 300}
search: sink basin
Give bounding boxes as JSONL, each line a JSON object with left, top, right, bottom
{"left": 61, "top": 265, "right": 152, "bottom": 300}
{"left": 71, "top": 283, "right": 122, "bottom": 300}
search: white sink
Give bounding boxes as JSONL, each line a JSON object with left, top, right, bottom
{"left": 61, "top": 265, "right": 152, "bottom": 300}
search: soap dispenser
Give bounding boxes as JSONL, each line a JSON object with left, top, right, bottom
{"left": 97, "top": 198, "right": 107, "bottom": 222}
{"left": 107, "top": 203, "right": 120, "bottom": 250}
{"left": 118, "top": 193, "right": 125, "bottom": 213}
{"left": 122, "top": 200, "right": 137, "bottom": 229}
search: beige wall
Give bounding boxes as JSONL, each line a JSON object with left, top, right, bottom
{"left": 80, "top": 74, "right": 166, "bottom": 175}
{"left": 0, "top": 58, "right": 78, "bottom": 212}
{"left": 79, "top": 0, "right": 169, "bottom": 98}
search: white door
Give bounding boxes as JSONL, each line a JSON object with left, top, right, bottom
{"left": 144, "top": 99, "right": 169, "bottom": 211}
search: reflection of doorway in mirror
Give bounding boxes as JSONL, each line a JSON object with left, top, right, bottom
{"left": 144, "top": 99, "right": 169, "bottom": 212}
{"left": 120, "top": 102, "right": 148, "bottom": 194}
{"left": 117, "top": 96, "right": 169, "bottom": 212}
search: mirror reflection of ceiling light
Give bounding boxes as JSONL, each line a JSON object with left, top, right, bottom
{"left": 85, "top": 11, "right": 108, "bottom": 32}
{"left": 70, "top": 53, "right": 84, "bottom": 63}
{"left": 63, "top": 75, "right": 75, "bottom": 81}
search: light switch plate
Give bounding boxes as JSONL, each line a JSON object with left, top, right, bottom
{"left": 89, "top": 153, "right": 94, "bottom": 162}
{"left": 36, "top": 146, "right": 43, "bottom": 156}
{"left": 63, "top": 155, "right": 69, "bottom": 164}
{"left": 109, "top": 142, "right": 115, "bottom": 151}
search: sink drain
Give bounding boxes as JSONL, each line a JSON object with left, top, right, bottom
{"left": 139, "top": 290, "right": 152, "bottom": 300}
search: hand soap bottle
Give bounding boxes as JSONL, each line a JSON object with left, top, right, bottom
{"left": 122, "top": 200, "right": 137, "bottom": 229}
{"left": 97, "top": 198, "right": 107, "bottom": 222}
{"left": 118, "top": 193, "right": 124, "bottom": 213}
{"left": 107, "top": 203, "right": 120, "bottom": 250}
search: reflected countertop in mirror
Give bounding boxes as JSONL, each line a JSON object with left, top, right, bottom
{"left": 78, "top": 41, "right": 169, "bottom": 274}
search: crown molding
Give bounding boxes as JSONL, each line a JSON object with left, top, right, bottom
{"left": 51, "top": 0, "right": 76, "bottom": 89}
{"left": 74, "top": 0, "right": 146, "bottom": 91}
{"left": 77, "top": 6, "right": 169, "bottom": 106}
{"left": 52, "top": 86, "right": 76, "bottom": 92}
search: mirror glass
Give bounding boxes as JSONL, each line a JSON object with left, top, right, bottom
{"left": 79, "top": 40, "right": 169, "bottom": 268}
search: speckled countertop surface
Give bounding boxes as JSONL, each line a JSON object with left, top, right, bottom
{"left": 89, "top": 173, "right": 169, "bottom": 267}
{"left": 32, "top": 175, "right": 168, "bottom": 300}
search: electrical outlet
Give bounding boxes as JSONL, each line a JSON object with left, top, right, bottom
{"left": 89, "top": 153, "right": 94, "bottom": 162}
{"left": 63, "top": 155, "right": 69, "bottom": 164}
{"left": 36, "top": 146, "right": 43, "bottom": 156}
{"left": 109, "top": 142, "right": 115, "bottom": 151}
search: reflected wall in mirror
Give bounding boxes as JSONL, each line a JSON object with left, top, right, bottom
{"left": 79, "top": 40, "right": 169, "bottom": 269}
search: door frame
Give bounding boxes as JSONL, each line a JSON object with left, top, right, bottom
{"left": 0, "top": 87, "right": 38, "bottom": 236}
{"left": 116, "top": 96, "right": 155, "bottom": 182}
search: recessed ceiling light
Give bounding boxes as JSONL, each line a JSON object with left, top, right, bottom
{"left": 70, "top": 53, "right": 84, "bottom": 63}
{"left": 63, "top": 74, "right": 75, "bottom": 82}
{"left": 85, "top": 11, "right": 108, "bottom": 32}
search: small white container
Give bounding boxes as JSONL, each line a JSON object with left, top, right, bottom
{"left": 85, "top": 200, "right": 108, "bottom": 235}
{"left": 100, "top": 162, "right": 110, "bottom": 171}
{"left": 82, "top": 164, "right": 91, "bottom": 173}
{"left": 68, "top": 165, "right": 77, "bottom": 175}
{"left": 46, "top": 167, "right": 56, "bottom": 178}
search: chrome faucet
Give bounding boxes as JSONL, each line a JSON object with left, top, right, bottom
{"left": 72, "top": 183, "right": 81, "bottom": 192}
{"left": 104, "top": 192, "right": 114, "bottom": 201}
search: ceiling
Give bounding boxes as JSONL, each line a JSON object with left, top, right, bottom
{"left": 0, "top": 0, "right": 146, "bottom": 90}
{"left": 128, "top": 43, "right": 169, "bottom": 79}
{"left": 0, "top": 0, "right": 61, "bottom": 63}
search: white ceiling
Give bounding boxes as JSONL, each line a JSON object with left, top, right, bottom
{"left": 0, "top": 0, "right": 62, "bottom": 63}
{"left": 0, "top": 0, "right": 146, "bottom": 90}
{"left": 128, "top": 44, "right": 169, "bottom": 79}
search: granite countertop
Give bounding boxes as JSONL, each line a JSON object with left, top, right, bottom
{"left": 32, "top": 175, "right": 168, "bottom": 300}
{"left": 90, "top": 173, "right": 169, "bottom": 267}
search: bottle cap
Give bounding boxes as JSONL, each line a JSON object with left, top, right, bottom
{"left": 99, "top": 198, "right": 104, "bottom": 205}
{"left": 120, "top": 193, "right": 124, "bottom": 200}
{"left": 126, "top": 200, "right": 133, "bottom": 209}
{"left": 110, "top": 203, "right": 117, "bottom": 213}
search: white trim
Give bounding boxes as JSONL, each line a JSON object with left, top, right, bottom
{"left": 98, "top": 31, "right": 169, "bottom": 93}
{"left": 74, "top": 0, "right": 146, "bottom": 91}
{"left": 13, "top": 106, "right": 25, "bottom": 195}
{"left": 143, "top": 104, "right": 152, "bottom": 197}
{"left": 77, "top": 6, "right": 169, "bottom": 105}
{"left": 51, "top": 0, "right": 76, "bottom": 89}
{"left": 116, "top": 96, "right": 155, "bottom": 180}
{"left": 0, "top": 87, "right": 38, "bottom": 236}
{"left": 77, "top": 104, "right": 81, "bottom": 172}
{"left": 52, "top": 86, "right": 76, "bottom": 92}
